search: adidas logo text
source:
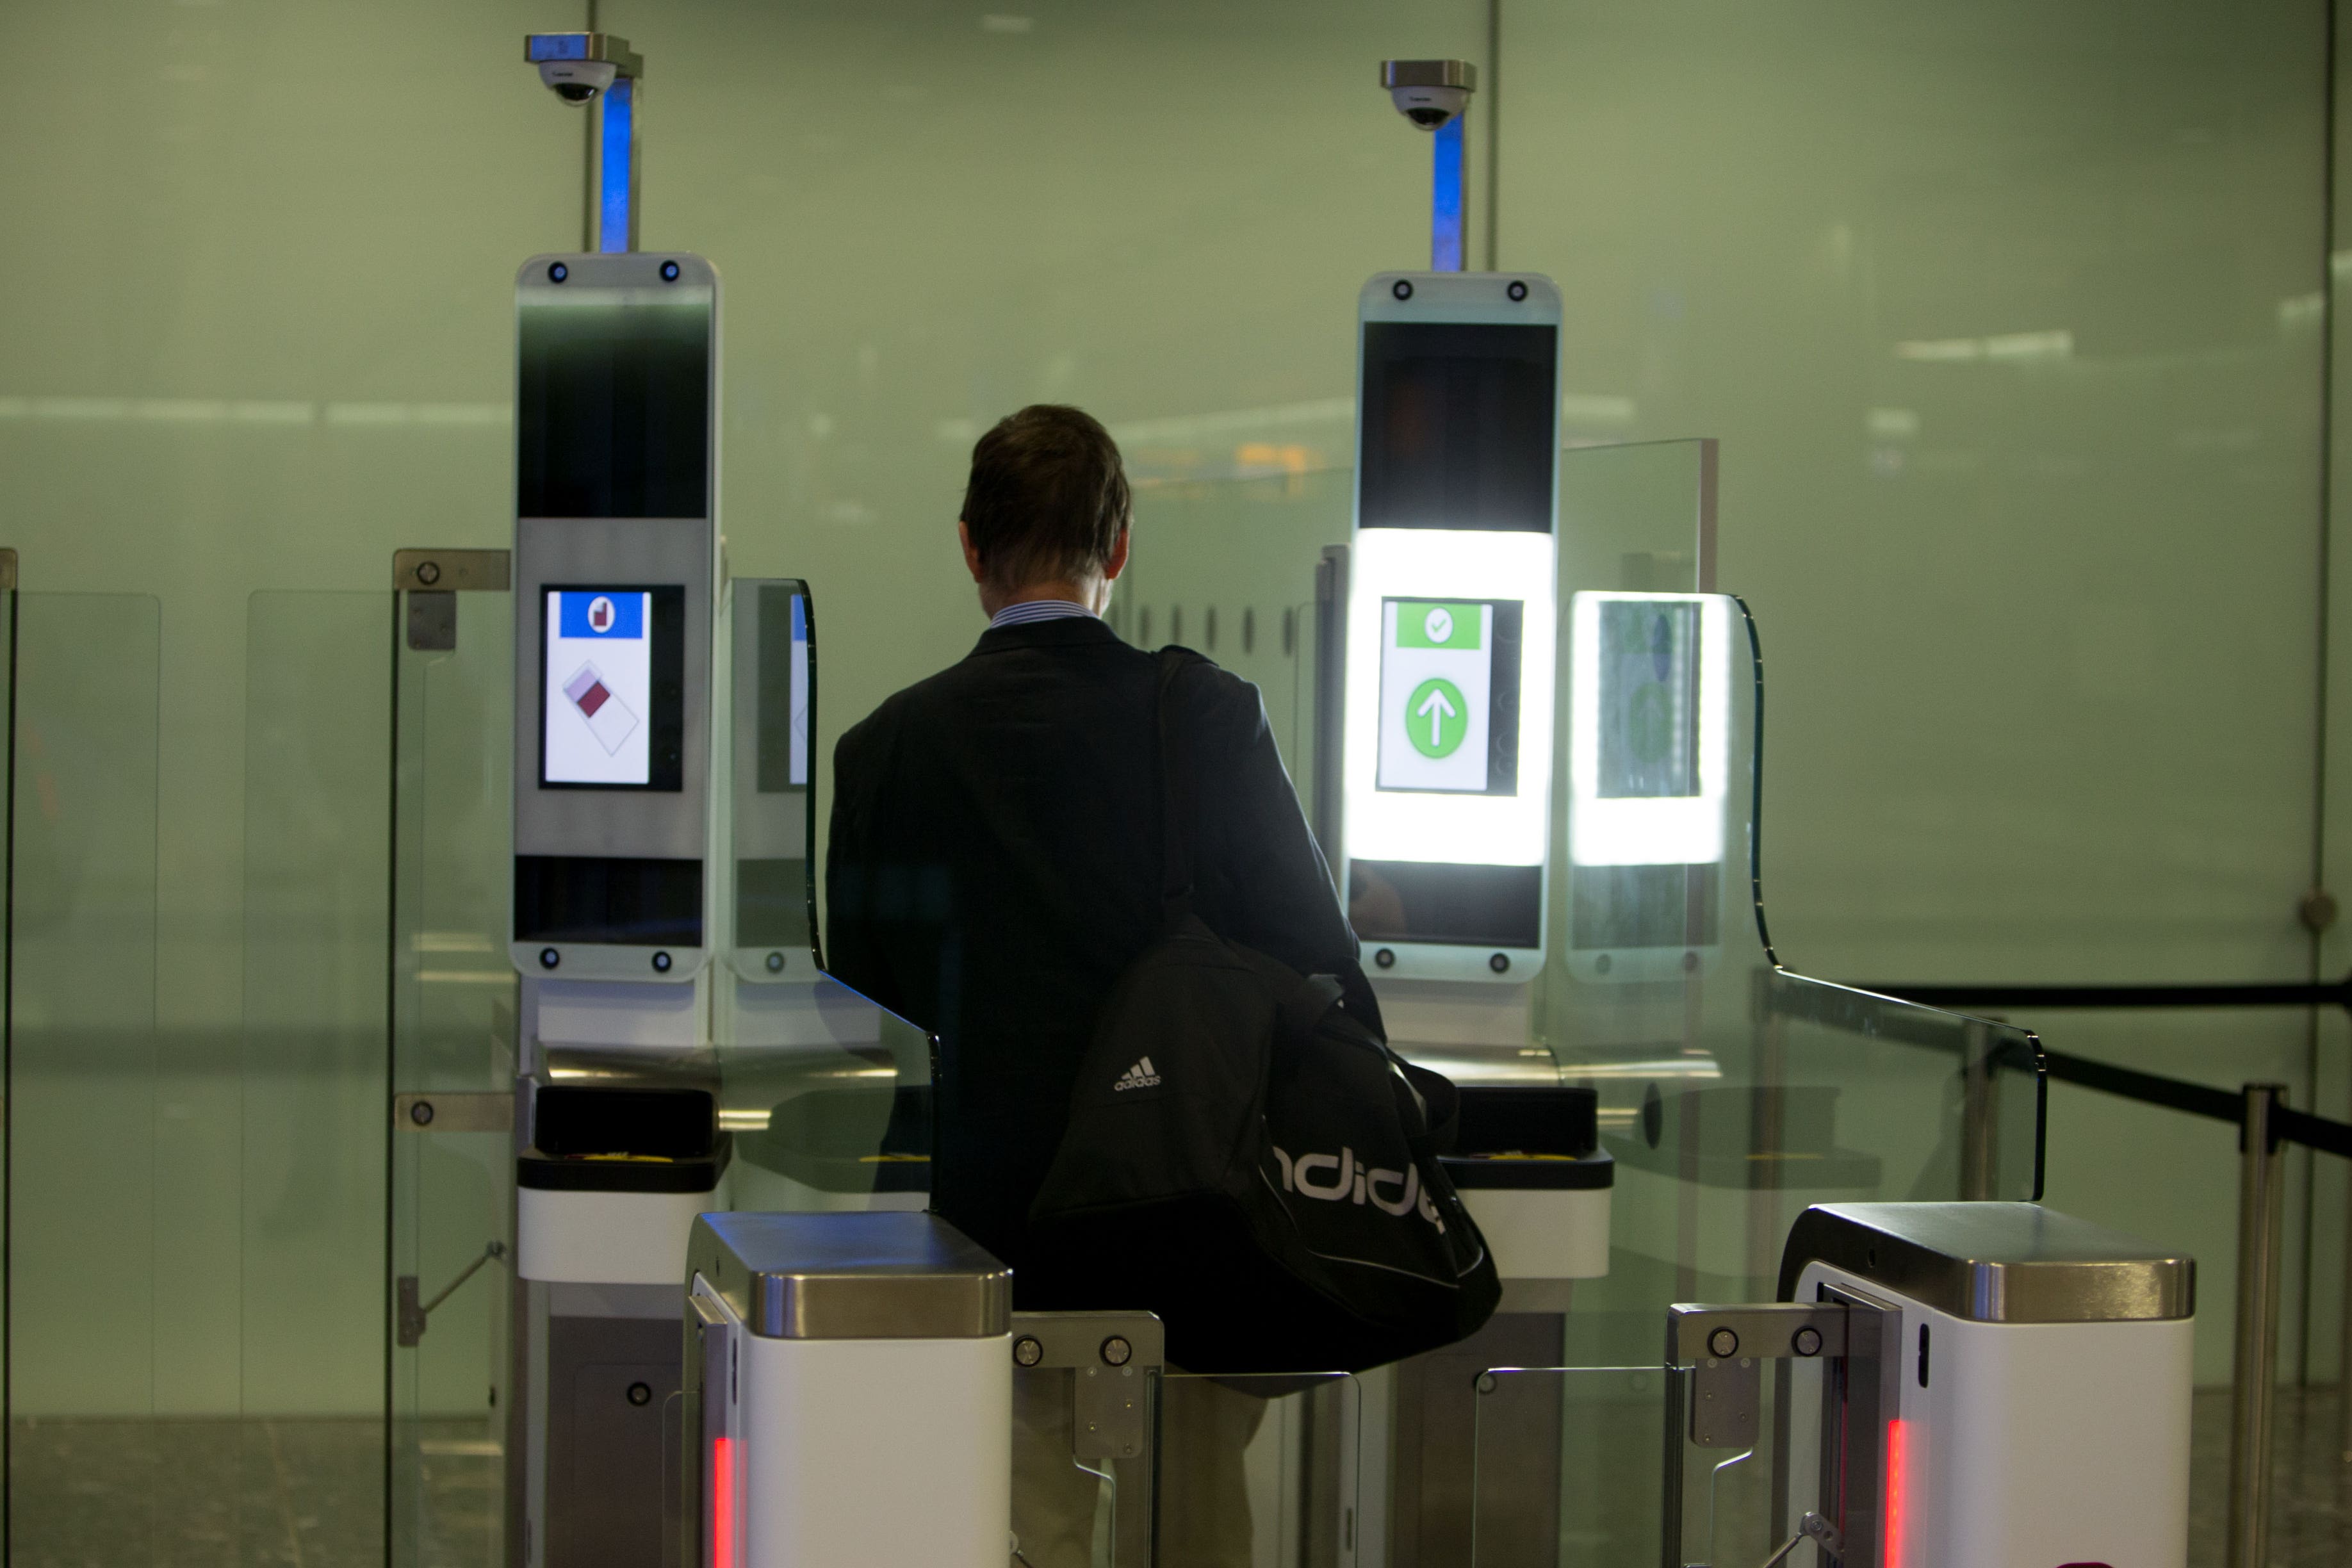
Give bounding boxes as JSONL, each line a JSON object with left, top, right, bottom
{"left": 1113, "top": 1056, "right": 1162, "bottom": 1091}
{"left": 1270, "top": 1145, "right": 1446, "bottom": 1231}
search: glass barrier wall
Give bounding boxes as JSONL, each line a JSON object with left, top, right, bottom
{"left": 385, "top": 586, "right": 516, "bottom": 1568}
{"left": 242, "top": 591, "right": 396, "bottom": 1563}
{"left": 8, "top": 595, "right": 163, "bottom": 1560}
{"left": 1118, "top": 468, "right": 1350, "bottom": 790}
{"left": 1471, "top": 1367, "right": 1667, "bottom": 1568}
{"left": 1542, "top": 588, "right": 2043, "bottom": 1369}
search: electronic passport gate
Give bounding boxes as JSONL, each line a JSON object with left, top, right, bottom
{"left": 1341, "top": 271, "right": 1562, "bottom": 1034}
{"left": 509, "top": 249, "right": 724, "bottom": 1568}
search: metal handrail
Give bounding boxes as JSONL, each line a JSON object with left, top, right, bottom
{"left": 1847, "top": 974, "right": 2352, "bottom": 1012}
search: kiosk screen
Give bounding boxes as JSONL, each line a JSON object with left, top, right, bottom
{"left": 739, "top": 582, "right": 813, "bottom": 952}
{"left": 540, "top": 586, "right": 686, "bottom": 790}
{"left": 1599, "top": 600, "right": 1701, "bottom": 799}
{"left": 756, "top": 584, "right": 810, "bottom": 793}
{"left": 1375, "top": 598, "right": 1522, "bottom": 796}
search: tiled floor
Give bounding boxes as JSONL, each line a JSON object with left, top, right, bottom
{"left": 2191, "top": 1386, "right": 2352, "bottom": 1567}
{"left": 8, "top": 1416, "right": 495, "bottom": 1568}
{"left": 8, "top": 1389, "right": 2351, "bottom": 1565}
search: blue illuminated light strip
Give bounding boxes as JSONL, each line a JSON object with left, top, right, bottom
{"left": 598, "top": 77, "right": 636, "bottom": 254}
{"left": 526, "top": 34, "right": 592, "bottom": 63}
{"left": 1430, "top": 117, "right": 1466, "bottom": 272}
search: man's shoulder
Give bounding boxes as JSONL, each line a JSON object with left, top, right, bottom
{"left": 838, "top": 662, "right": 960, "bottom": 761}
{"left": 1160, "top": 646, "right": 1265, "bottom": 728}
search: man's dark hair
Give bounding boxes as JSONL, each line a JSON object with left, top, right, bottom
{"left": 960, "top": 405, "right": 1132, "bottom": 592}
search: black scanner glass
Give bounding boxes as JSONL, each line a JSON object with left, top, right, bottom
{"left": 1359, "top": 320, "right": 1556, "bottom": 533}
{"left": 518, "top": 293, "right": 711, "bottom": 519}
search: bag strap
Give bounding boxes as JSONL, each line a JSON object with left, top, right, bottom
{"left": 1152, "top": 648, "right": 1196, "bottom": 929}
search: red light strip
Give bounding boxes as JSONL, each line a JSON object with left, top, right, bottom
{"left": 712, "top": 1435, "right": 738, "bottom": 1568}
{"left": 1882, "top": 1419, "right": 1907, "bottom": 1568}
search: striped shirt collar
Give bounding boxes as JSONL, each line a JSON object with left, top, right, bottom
{"left": 988, "top": 598, "right": 1098, "bottom": 630}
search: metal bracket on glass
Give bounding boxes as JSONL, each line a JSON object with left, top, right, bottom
{"left": 395, "top": 1240, "right": 510, "bottom": 1347}
{"left": 1670, "top": 1291, "right": 1893, "bottom": 1568}
{"left": 394, "top": 548, "right": 510, "bottom": 593}
{"left": 1010, "top": 1310, "right": 1163, "bottom": 1462}
{"left": 395, "top": 548, "right": 512, "bottom": 651}
{"left": 1666, "top": 1303, "right": 1850, "bottom": 1450}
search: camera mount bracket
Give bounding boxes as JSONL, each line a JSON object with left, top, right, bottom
{"left": 1380, "top": 58, "right": 1477, "bottom": 270}
{"left": 525, "top": 32, "right": 645, "bottom": 253}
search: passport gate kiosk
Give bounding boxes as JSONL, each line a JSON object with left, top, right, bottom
{"left": 508, "top": 249, "right": 733, "bottom": 1567}
{"left": 1332, "top": 266, "right": 1624, "bottom": 1567}
{"left": 1670, "top": 1202, "right": 2195, "bottom": 1568}
{"left": 503, "top": 256, "right": 926, "bottom": 1567}
{"left": 685, "top": 1213, "right": 1013, "bottom": 1568}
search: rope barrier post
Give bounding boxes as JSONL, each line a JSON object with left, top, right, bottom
{"left": 2228, "top": 1082, "right": 2289, "bottom": 1568}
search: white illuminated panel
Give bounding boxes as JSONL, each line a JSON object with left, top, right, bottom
{"left": 1344, "top": 529, "right": 1556, "bottom": 868}
{"left": 1567, "top": 592, "right": 1733, "bottom": 867}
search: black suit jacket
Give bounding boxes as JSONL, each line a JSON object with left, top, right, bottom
{"left": 825, "top": 615, "right": 1374, "bottom": 1282}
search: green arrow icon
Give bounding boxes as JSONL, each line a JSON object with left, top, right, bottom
{"left": 1407, "top": 677, "right": 1468, "bottom": 758}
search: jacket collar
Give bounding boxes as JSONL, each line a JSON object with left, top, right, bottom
{"left": 971, "top": 615, "right": 1126, "bottom": 656}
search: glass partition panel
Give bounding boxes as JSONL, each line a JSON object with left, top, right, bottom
{"left": 1555, "top": 437, "right": 1714, "bottom": 601}
{"left": 718, "top": 986, "right": 933, "bottom": 1216}
{"left": 717, "top": 575, "right": 936, "bottom": 1216}
{"left": 1471, "top": 1366, "right": 1667, "bottom": 1567}
{"left": 1118, "top": 469, "right": 1351, "bottom": 749}
{"left": 1542, "top": 588, "right": 2044, "bottom": 1370}
{"left": 8, "top": 594, "right": 162, "bottom": 1560}
{"left": 1010, "top": 1359, "right": 1158, "bottom": 1568}
{"left": 1159, "top": 1371, "right": 1359, "bottom": 1568}
{"left": 242, "top": 591, "right": 395, "bottom": 1564}
{"left": 385, "top": 585, "right": 516, "bottom": 1568}
{"left": 1476, "top": 1360, "right": 1867, "bottom": 1568}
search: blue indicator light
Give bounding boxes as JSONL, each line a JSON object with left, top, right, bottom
{"left": 1430, "top": 117, "right": 1466, "bottom": 272}
{"left": 598, "top": 78, "right": 635, "bottom": 253}
{"left": 526, "top": 34, "right": 592, "bottom": 63}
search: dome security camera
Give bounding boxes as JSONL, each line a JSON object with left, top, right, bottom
{"left": 1380, "top": 59, "right": 1477, "bottom": 133}
{"left": 539, "top": 58, "right": 618, "bottom": 104}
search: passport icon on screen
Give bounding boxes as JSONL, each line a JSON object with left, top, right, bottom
{"left": 562, "top": 662, "right": 639, "bottom": 755}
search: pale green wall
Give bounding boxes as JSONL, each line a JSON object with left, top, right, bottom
{"left": 0, "top": 0, "right": 2345, "bottom": 1419}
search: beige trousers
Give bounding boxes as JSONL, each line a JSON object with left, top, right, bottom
{"left": 1011, "top": 1371, "right": 1269, "bottom": 1567}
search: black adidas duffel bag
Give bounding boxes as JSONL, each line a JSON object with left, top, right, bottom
{"left": 1025, "top": 651, "right": 1499, "bottom": 1375}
